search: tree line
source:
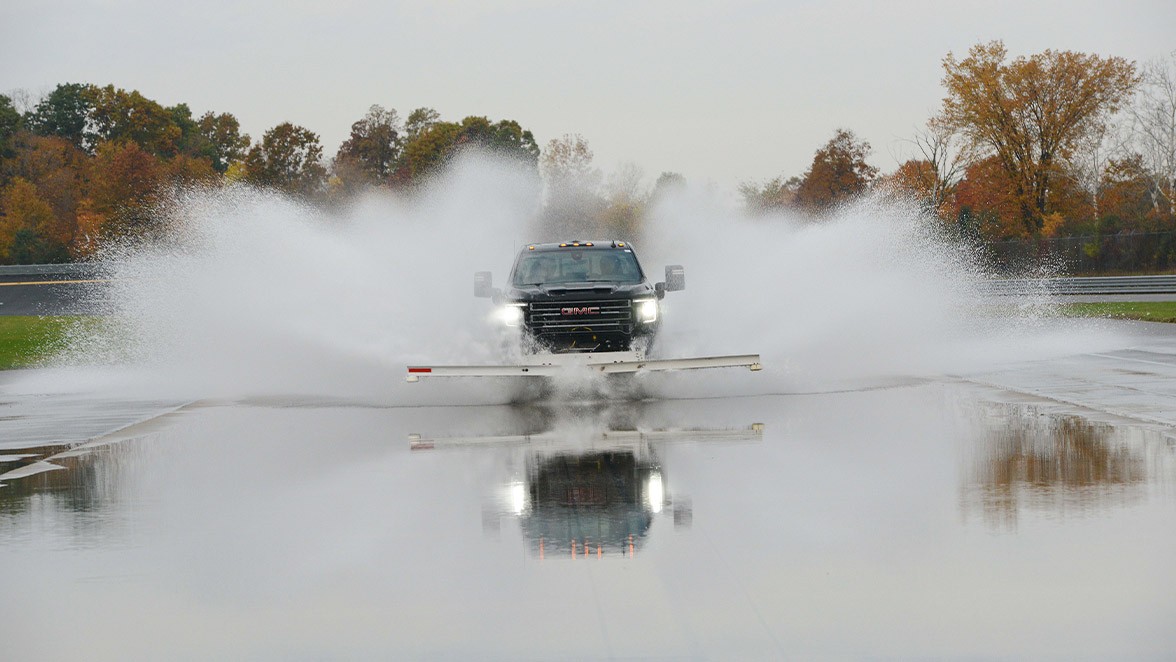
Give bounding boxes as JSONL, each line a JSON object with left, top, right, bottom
{"left": 0, "top": 86, "right": 547, "bottom": 263}
{"left": 743, "top": 42, "right": 1176, "bottom": 247}
{"left": 2, "top": 41, "right": 1174, "bottom": 265}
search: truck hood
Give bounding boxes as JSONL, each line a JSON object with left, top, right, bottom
{"left": 506, "top": 282, "right": 656, "bottom": 301}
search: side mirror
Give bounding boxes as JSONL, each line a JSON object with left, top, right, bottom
{"left": 474, "top": 271, "right": 494, "bottom": 298}
{"left": 655, "top": 282, "right": 666, "bottom": 300}
{"left": 664, "top": 265, "right": 685, "bottom": 292}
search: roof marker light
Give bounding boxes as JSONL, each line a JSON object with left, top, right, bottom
{"left": 559, "top": 243, "right": 568, "bottom": 247}
{"left": 528, "top": 245, "right": 535, "bottom": 250}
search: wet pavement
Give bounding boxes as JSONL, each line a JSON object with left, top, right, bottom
{"left": 1, "top": 324, "right": 1175, "bottom": 660}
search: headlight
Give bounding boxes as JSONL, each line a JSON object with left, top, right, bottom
{"left": 646, "top": 472, "right": 664, "bottom": 514}
{"left": 497, "top": 303, "right": 526, "bottom": 326}
{"left": 635, "top": 298, "right": 658, "bottom": 324}
{"left": 508, "top": 481, "right": 528, "bottom": 515}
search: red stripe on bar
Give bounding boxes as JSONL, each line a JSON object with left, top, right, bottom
{"left": 407, "top": 367, "right": 432, "bottom": 373}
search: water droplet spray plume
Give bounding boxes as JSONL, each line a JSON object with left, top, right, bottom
{"left": 42, "top": 152, "right": 1120, "bottom": 403}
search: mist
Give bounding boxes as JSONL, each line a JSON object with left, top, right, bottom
{"left": 28, "top": 152, "right": 1123, "bottom": 403}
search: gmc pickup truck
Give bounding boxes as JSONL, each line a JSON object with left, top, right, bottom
{"left": 475, "top": 240, "right": 684, "bottom": 353}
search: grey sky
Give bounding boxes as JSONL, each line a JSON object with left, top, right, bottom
{"left": 3, "top": 0, "right": 1173, "bottom": 190}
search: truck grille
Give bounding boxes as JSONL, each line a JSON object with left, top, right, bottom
{"left": 526, "top": 299, "right": 632, "bottom": 335}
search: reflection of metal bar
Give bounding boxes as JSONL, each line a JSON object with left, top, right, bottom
{"left": 406, "top": 352, "right": 762, "bottom": 381}
{"left": 409, "top": 424, "right": 764, "bottom": 451}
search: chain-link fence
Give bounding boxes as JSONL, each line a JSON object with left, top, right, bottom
{"left": 986, "top": 231, "right": 1176, "bottom": 275}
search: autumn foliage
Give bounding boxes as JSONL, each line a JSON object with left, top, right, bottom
{"left": 794, "top": 129, "right": 878, "bottom": 214}
{"left": 2, "top": 44, "right": 1174, "bottom": 267}
{"left": 0, "top": 84, "right": 542, "bottom": 263}
{"left": 746, "top": 43, "right": 1174, "bottom": 269}
{"left": 939, "top": 41, "right": 1138, "bottom": 233}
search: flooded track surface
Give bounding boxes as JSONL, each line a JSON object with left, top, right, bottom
{"left": 2, "top": 322, "right": 1175, "bottom": 660}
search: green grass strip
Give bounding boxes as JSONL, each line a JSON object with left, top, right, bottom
{"left": 1061, "top": 301, "right": 1176, "bottom": 323}
{"left": 0, "top": 316, "right": 83, "bottom": 370}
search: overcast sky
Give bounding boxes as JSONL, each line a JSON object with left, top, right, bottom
{"left": 3, "top": 0, "right": 1173, "bottom": 190}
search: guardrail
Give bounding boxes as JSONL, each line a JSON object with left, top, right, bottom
{"left": 3, "top": 264, "right": 1174, "bottom": 295}
{"left": 988, "top": 275, "right": 1176, "bottom": 296}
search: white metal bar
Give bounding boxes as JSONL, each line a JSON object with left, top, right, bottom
{"left": 406, "top": 352, "right": 762, "bottom": 381}
{"left": 594, "top": 354, "right": 763, "bottom": 374}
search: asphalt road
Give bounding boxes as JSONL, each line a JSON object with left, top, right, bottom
{"left": 0, "top": 267, "right": 108, "bottom": 316}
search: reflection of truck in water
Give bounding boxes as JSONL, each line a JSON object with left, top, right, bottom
{"left": 476, "top": 241, "right": 684, "bottom": 354}
{"left": 516, "top": 448, "right": 666, "bottom": 559}
{"left": 410, "top": 404, "right": 763, "bottom": 561}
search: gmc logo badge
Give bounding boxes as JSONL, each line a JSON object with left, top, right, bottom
{"left": 561, "top": 306, "right": 600, "bottom": 315}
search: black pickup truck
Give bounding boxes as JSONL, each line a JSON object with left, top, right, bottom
{"left": 475, "top": 241, "right": 684, "bottom": 353}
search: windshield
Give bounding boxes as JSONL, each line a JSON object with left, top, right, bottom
{"left": 511, "top": 248, "right": 643, "bottom": 286}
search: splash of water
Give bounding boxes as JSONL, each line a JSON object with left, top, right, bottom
{"left": 35, "top": 152, "right": 1121, "bottom": 403}
{"left": 638, "top": 189, "right": 1111, "bottom": 396}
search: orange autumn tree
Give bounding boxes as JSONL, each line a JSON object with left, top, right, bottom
{"left": 85, "top": 140, "right": 165, "bottom": 242}
{"left": 794, "top": 128, "right": 878, "bottom": 215}
{"left": 939, "top": 41, "right": 1138, "bottom": 235}
{"left": 1099, "top": 154, "right": 1162, "bottom": 232}
{"left": 1, "top": 132, "right": 88, "bottom": 258}
{"left": 882, "top": 159, "right": 941, "bottom": 213}
{"left": 952, "top": 156, "right": 1024, "bottom": 241}
{"left": 0, "top": 177, "right": 65, "bottom": 263}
